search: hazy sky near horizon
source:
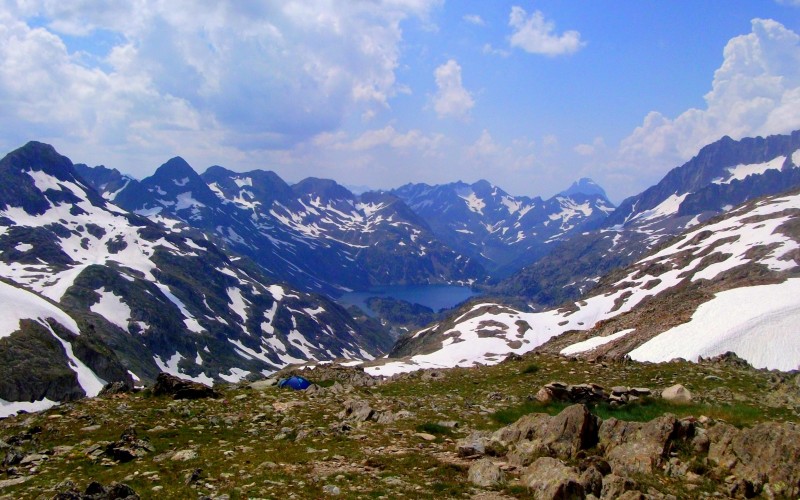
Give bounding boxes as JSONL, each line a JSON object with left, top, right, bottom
{"left": 1, "top": 1, "right": 799, "bottom": 202}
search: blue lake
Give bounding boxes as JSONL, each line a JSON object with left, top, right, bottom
{"left": 336, "top": 285, "right": 480, "bottom": 316}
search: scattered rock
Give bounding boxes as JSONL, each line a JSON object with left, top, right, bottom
{"left": 98, "top": 381, "right": 132, "bottom": 396}
{"left": 413, "top": 432, "right": 436, "bottom": 441}
{"left": 322, "top": 484, "right": 341, "bottom": 496}
{"left": 171, "top": 449, "right": 198, "bottom": 461}
{"left": 105, "top": 427, "right": 154, "bottom": 462}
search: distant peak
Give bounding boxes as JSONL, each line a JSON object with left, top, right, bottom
{"left": 154, "top": 156, "right": 197, "bottom": 178}
{"left": 559, "top": 178, "right": 607, "bottom": 199}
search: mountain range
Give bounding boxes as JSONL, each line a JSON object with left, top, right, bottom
{"left": 2, "top": 129, "right": 800, "bottom": 414}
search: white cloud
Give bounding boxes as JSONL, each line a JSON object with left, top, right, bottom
{"left": 508, "top": 6, "right": 585, "bottom": 56}
{"left": 617, "top": 18, "right": 800, "bottom": 176}
{"left": 574, "top": 137, "right": 606, "bottom": 156}
{"left": 323, "top": 125, "right": 444, "bottom": 152}
{"left": 432, "top": 59, "right": 475, "bottom": 120}
{"left": 463, "top": 14, "right": 485, "bottom": 26}
{"left": 0, "top": 1, "right": 442, "bottom": 170}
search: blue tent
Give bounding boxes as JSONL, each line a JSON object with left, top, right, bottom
{"left": 277, "top": 375, "right": 312, "bottom": 390}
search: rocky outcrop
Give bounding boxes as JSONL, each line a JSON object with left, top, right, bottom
{"left": 708, "top": 421, "right": 800, "bottom": 497}
{"left": 152, "top": 373, "right": 220, "bottom": 400}
{"left": 462, "top": 403, "right": 800, "bottom": 498}
{"left": 537, "top": 381, "right": 652, "bottom": 406}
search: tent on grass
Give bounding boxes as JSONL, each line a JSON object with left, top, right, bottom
{"left": 277, "top": 375, "right": 312, "bottom": 390}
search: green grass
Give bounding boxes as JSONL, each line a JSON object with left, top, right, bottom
{"left": 521, "top": 362, "right": 540, "bottom": 375}
{"left": 415, "top": 422, "right": 453, "bottom": 435}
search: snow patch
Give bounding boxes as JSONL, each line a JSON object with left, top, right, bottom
{"left": 90, "top": 287, "right": 131, "bottom": 332}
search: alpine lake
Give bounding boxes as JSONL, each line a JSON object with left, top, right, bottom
{"left": 336, "top": 284, "right": 480, "bottom": 316}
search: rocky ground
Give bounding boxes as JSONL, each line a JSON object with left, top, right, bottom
{"left": 0, "top": 353, "right": 799, "bottom": 499}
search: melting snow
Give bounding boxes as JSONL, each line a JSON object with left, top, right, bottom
{"left": 0, "top": 281, "right": 79, "bottom": 339}
{"left": 90, "top": 288, "right": 131, "bottom": 331}
{"left": 0, "top": 397, "right": 59, "bottom": 418}
{"left": 560, "top": 329, "right": 635, "bottom": 356}
{"left": 714, "top": 156, "right": 786, "bottom": 184}
{"left": 154, "top": 352, "right": 214, "bottom": 386}
{"left": 629, "top": 279, "right": 800, "bottom": 370}
{"left": 14, "top": 242, "right": 33, "bottom": 252}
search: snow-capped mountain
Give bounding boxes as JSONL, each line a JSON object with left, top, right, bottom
{"left": 80, "top": 161, "right": 485, "bottom": 293}
{"left": 391, "top": 178, "right": 614, "bottom": 275}
{"left": 373, "top": 187, "right": 800, "bottom": 376}
{"left": 0, "top": 142, "right": 390, "bottom": 415}
{"left": 496, "top": 130, "right": 800, "bottom": 306}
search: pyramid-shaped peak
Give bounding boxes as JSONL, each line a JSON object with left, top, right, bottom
{"left": 559, "top": 178, "right": 608, "bottom": 199}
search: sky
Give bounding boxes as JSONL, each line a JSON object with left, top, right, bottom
{"left": 1, "top": 1, "right": 800, "bottom": 203}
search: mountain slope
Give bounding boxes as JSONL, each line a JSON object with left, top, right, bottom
{"left": 391, "top": 179, "right": 614, "bottom": 275}
{"left": 0, "top": 142, "right": 389, "bottom": 414}
{"left": 371, "top": 187, "right": 800, "bottom": 375}
{"left": 85, "top": 162, "right": 485, "bottom": 293}
{"left": 496, "top": 131, "right": 800, "bottom": 306}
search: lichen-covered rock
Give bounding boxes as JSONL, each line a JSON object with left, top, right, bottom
{"left": 598, "top": 415, "right": 678, "bottom": 475}
{"left": 521, "top": 456, "right": 584, "bottom": 499}
{"left": 468, "top": 458, "right": 505, "bottom": 487}
{"left": 338, "top": 399, "right": 374, "bottom": 422}
{"left": 708, "top": 420, "right": 800, "bottom": 497}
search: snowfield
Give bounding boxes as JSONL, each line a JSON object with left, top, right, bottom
{"left": 629, "top": 279, "right": 800, "bottom": 371}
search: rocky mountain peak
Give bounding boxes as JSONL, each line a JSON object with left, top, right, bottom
{"left": 559, "top": 177, "right": 608, "bottom": 199}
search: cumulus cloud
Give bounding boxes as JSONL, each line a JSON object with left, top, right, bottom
{"left": 319, "top": 125, "right": 444, "bottom": 153}
{"left": 463, "top": 14, "right": 485, "bottom": 26}
{"left": 617, "top": 18, "right": 800, "bottom": 175}
{"left": 432, "top": 59, "right": 475, "bottom": 120}
{"left": 574, "top": 137, "right": 606, "bottom": 156}
{"left": 0, "top": 1, "right": 441, "bottom": 170}
{"left": 508, "top": 6, "right": 584, "bottom": 56}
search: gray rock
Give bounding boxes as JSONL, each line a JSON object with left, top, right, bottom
{"left": 338, "top": 399, "right": 374, "bottom": 422}
{"left": 708, "top": 420, "right": 800, "bottom": 497}
{"left": 599, "top": 415, "right": 678, "bottom": 475}
{"left": 600, "top": 474, "right": 637, "bottom": 499}
{"left": 322, "top": 484, "right": 341, "bottom": 496}
{"left": 170, "top": 449, "right": 198, "bottom": 461}
{"left": 468, "top": 458, "right": 505, "bottom": 487}
{"left": 457, "top": 431, "right": 492, "bottom": 457}
{"left": 521, "top": 457, "right": 585, "bottom": 499}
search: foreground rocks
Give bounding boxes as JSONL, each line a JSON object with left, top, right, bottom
{"left": 459, "top": 403, "right": 800, "bottom": 498}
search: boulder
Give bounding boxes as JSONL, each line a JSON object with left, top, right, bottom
{"left": 660, "top": 384, "right": 692, "bottom": 403}
{"left": 598, "top": 415, "right": 678, "bottom": 475}
{"left": 338, "top": 399, "right": 375, "bottom": 422}
{"left": 468, "top": 458, "right": 505, "bottom": 487}
{"left": 457, "top": 431, "right": 492, "bottom": 457}
{"left": 499, "top": 404, "right": 600, "bottom": 463}
{"left": 152, "top": 373, "right": 219, "bottom": 400}
{"left": 600, "top": 474, "right": 638, "bottom": 499}
{"left": 521, "top": 457, "right": 585, "bottom": 499}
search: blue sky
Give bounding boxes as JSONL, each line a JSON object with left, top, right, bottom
{"left": 1, "top": 1, "right": 799, "bottom": 202}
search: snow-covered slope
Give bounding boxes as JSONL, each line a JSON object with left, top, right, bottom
{"left": 0, "top": 142, "right": 390, "bottom": 413}
{"left": 372, "top": 189, "right": 800, "bottom": 375}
